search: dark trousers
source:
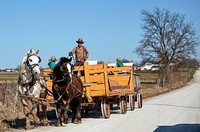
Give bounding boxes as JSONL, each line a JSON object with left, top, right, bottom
{"left": 74, "top": 61, "right": 84, "bottom": 76}
{"left": 74, "top": 61, "right": 84, "bottom": 66}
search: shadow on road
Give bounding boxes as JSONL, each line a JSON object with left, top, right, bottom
{"left": 154, "top": 124, "right": 200, "bottom": 132}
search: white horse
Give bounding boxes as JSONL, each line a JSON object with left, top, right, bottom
{"left": 17, "top": 49, "right": 49, "bottom": 130}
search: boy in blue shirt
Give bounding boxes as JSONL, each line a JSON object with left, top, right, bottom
{"left": 48, "top": 56, "right": 57, "bottom": 70}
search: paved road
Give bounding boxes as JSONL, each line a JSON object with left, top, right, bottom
{"left": 17, "top": 70, "right": 200, "bottom": 132}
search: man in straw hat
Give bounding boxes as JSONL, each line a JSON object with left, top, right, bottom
{"left": 69, "top": 38, "right": 89, "bottom": 66}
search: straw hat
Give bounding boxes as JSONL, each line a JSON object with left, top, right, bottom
{"left": 116, "top": 58, "right": 121, "bottom": 61}
{"left": 76, "top": 38, "right": 84, "bottom": 44}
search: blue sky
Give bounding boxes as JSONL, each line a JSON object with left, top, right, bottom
{"left": 0, "top": 0, "right": 200, "bottom": 69}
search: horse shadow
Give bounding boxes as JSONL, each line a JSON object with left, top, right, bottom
{"left": 3, "top": 105, "right": 137, "bottom": 130}
{"left": 2, "top": 109, "right": 58, "bottom": 130}
{"left": 154, "top": 124, "right": 200, "bottom": 132}
{"left": 2, "top": 118, "right": 26, "bottom": 130}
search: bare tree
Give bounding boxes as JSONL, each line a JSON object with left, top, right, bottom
{"left": 136, "top": 7, "right": 199, "bottom": 86}
{"left": 98, "top": 60, "right": 104, "bottom": 64}
{"left": 121, "top": 58, "right": 130, "bottom": 63}
{"left": 177, "top": 58, "right": 199, "bottom": 69}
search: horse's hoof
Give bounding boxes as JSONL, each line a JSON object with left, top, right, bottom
{"left": 42, "top": 120, "right": 49, "bottom": 126}
{"left": 63, "top": 119, "right": 69, "bottom": 124}
{"left": 44, "top": 122, "right": 50, "bottom": 126}
{"left": 34, "top": 121, "right": 40, "bottom": 127}
{"left": 42, "top": 122, "right": 49, "bottom": 126}
{"left": 25, "top": 125, "right": 32, "bottom": 130}
{"left": 56, "top": 123, "right": 61, "bottom": 127}
{"left": 72, "top": 119, "right": 82, "bottom": 124}
{"left": 35, "top": 123, "right": 40, "bottom": 127}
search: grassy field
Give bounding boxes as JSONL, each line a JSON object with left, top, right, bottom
{"left": 0, "top": 72, "right": 18, "bottom": 80}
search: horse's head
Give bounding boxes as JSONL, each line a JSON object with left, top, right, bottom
{"left": 53, "top": 57, "right": 73, "bottom": 82}
{"left": 19, "top": 49, "right": 42, "bottom": 81}
{"left": 26, "top": 49, "right": 42, "bottom": 77}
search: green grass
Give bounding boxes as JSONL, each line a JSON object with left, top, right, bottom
{"left": 141, "top": 83, "right": 156, "bottom": 89}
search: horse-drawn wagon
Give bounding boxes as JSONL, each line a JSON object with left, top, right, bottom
{"left": 43, "top": 61, "right": 142, "bottom": 119}
{"left": 17, "top": 49, "right": 142, "bottom": 129}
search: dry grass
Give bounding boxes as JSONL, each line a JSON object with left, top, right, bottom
{"left": 141, "top": 71, "right": 191, "bottom": 99}
{"left": 0, "top": 81, "right": 23, "bottom": 131}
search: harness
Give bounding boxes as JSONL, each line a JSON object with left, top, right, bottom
{"left": 53, "top": 70, "right": 83, "bottom": 102}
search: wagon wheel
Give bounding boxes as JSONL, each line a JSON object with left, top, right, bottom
{"left": 101, "top": 98, "right": 110, "bottom": 119}
{"left": 120, "top": 96, "right": 127, "bottom": 114}
{"left": 137, "top": 93, "right": 142, "bottom": 108}
{"left": 129, "top": 94, "right": 135, "bottom": 111}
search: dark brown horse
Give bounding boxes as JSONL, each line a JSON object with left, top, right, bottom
{"left": 52, "top": 57, "right": 83, "bottom": 126}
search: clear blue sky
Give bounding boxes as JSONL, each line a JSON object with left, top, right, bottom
{"left": 0, "top": 0, "right": 200, "bottom": 69}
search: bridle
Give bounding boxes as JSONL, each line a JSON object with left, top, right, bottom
{"left": 53, "top": 62, "right": 83, "bottom": 101}
{"left": 53, "top": 62, "right": 73, "bottom": 83}
{"left": 26, "top": 54, "right": 41, "bottom": 73}
{"left": 18, "top": 54, "right": 41, "bottom": 87}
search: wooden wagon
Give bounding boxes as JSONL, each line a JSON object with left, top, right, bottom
{"left": 43, "top": 62, "right": 142, "bottom": 118}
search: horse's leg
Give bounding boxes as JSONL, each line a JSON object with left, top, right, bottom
{"left": 71, "top": 103, "right": 76, "bottom": 123}
{"left": 39, "top": 87, "right": 49, "bottom": 126}
{"left": 55, "top": 102, "right": 63, "bottom": 126}
{"left": 73, "top": 97, "right": 82, "bottom": 124}
{"left": 41, "top": 103, "right": 49, "bottom": 126}
{"left": 37, "top": 103, "right": 42, "bottom": 123}
{"left": 63, "top": 100, "right": 70, "bottom": 124}
{"left": 75, "top": 103, "right": 82, "bottom": 124}
{"left": 21, "top": 99, "right": 32, "bottom": 130}
{"left": 31, "top": 102, "right": 41, "bottom": 127}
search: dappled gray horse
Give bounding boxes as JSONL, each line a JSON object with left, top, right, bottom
{"left": 17, "top": 49, "right": 49, "bottom": 130}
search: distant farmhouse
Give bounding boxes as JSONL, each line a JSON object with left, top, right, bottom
{"left": 139, "top": 62, "right": 177, "bottom": 71}
{"left": 0, "top": 68, "right": 18, "bottom": 72}
{"left": 139, "top": 62, "right": 162, "bottom": 71}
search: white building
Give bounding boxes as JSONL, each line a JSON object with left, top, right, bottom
{"left": 86, "top": 60, "right": 98, "bottom": 65}
{"left": 140, "top": 62, "right": 163, "bottom": 71}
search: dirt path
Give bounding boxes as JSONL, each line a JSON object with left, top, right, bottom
{"left": 13, "top": 70, "right": 200, "bottom": 132}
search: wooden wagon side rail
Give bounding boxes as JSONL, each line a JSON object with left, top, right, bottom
{"left": 73, "top": 62, "right": 135, "bottom": 100}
